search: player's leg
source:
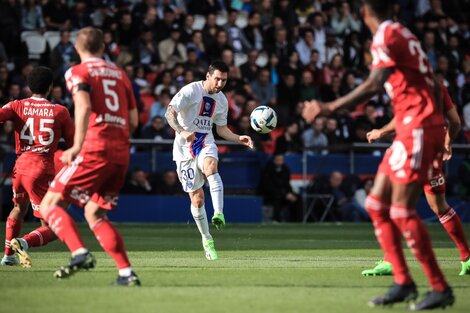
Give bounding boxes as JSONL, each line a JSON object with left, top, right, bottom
{"left": 366, "top": 174, "right": 417, "bottom": 307}
{"left": 203, "top": 155, "right": 225, "bottom": 229}
{"left": 390, "top": 181, "right": 453, "bottom": 310}
{"left": 2, "top": 201, "right": 28, "bottom": 266}
{"left": 425, "top": 191, "right": 470, "bottom": 275}
{"left": 189, "top": 188, "right": 218, "bottom": 260}
{"left": 84, "top": 200, "right": 140, "bottom": 286}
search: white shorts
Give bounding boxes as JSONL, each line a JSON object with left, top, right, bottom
{"left": 176, "top": 144, "right": 218, "bottom": 192}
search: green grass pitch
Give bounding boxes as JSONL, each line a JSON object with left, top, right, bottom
{"left": 0, "top": 223, "right": 469, "bottom": 313}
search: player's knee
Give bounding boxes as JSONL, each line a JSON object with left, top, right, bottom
{"left": 365, "top": 195, "right": 389, "bottom": 222}
{"left": 204, "top": 160, "right": 218, "bottom": 176}
{"left": 190, "top": 190, "right": 205, "bottom": 208}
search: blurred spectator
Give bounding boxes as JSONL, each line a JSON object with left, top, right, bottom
{"left": 103, "top": 29, "right": 121, "bottom": 62}
{"left": 150, "top": 89, "right": 172, "bottom": 121}
{"left": 232, "top": 114, "right": 263, "bottom": 151}
{"left": 187, "top": 0, "right": 223, "bottom": 15}
{"left": 340, "top": 71, "right": 358, "bottom": 96}
{"left": 324, "top": 31, "right": 343, "bottom": 66}
{"left": 255, "top": 0, "right": 274, "bottom": 26}
{"left": 201, "top": 13, "right": 220, "bottom": 49}
{"left": 71, "top": 0, "right": 92, "bottom": 30}
{"left": 50, "top": 84, "right": 71, "bottom": 110}
{"left": 259, "top": 153, "right": 301, "bottom": 222}
{"left": 323, "top": 53, "right": 345, "bottom": 85}
{"left": 21, "top": 0, "right": 46, "bottom": 32}
{"left": 132, "top": 27, "right": 160, "bottom": 71}
{"left": 158, "top": 24, "right": 188, "bottom": 69}
{"left": 223, "top": 9, "right": 252, "bottom": 53}
{"left": 155, "top": 8, "right": 177, "bottom": 42}
{"left": 330, "top": 1, "right": 361, "bottom": 36}
{"left": 221, "top": 47, "right": 234, "bottom": 66}
{"left": 0, "top": 120, "right": 15, "bottom": 153}
{"left": 155, "top": 170, "right": 183, "bottom": 195}
{"left": 0, "top": 41, "right": 7, "bottom": 64}
{"left": 243, "top": 11, "right": 264, "bottom": 51}
{"left": 185, "top": 47, "right": 207, "bottom": 79}
{"left": 310, "top": 12, "right": 327, "bottom": 65}
{"left": 0, "top": 64, "right": 10, "bottom": 96}
{"left": 154, "top": 70, "right": 177, "bottom": 96}
{"left": 274, "top": 120, "right": 303, "bottom": 154}
{"left": 207, "top": 29, "right": 231, "bottom": 61}
{"left": 7, "top": 83, "right": 22, "bottom": 102}
{"left": 277, "top": 72, "right": 299, "bottom": 125}
{"left": 324, "top": 117, "right": 346, "bottom": 149}
{"left": 303, "top": 50, "right": 324, "bottom": 85}
{"left": 299, "top": 70, "right": 320, "bottom": 101}
{"left": 302, "top": 116, "right": 328, "bottom": 151}
{"left": 50, "top": 30, "right": 79, "bottom": 81}
{"left": 296, "top": 28, "right": 316, "bottom": 66}
{"left": 43, "top": 0, "right": 71, "bottom": 31}
{"left": 250, "top": 68, "right": 276, "bottom": 106}
{"left": 181, "top": 14, "right": 194, "bottom": 44}
{"left": 141, "top": 116, "right": 173, "bottom": 149}
{"left": 186, "top": 31, "right": 207, "bottom": 62}
{"left": 116, "top": 11, "right": 136, "bottom": 48}
{"left": 0, "top": 0, "right": 22, "bottom": 57}
{"left": 273, "top": 0, "right": 297, "bottom": 31}
{"left": 353, "top": 178, "right": 373, "bottom": 216}
{"left": 239, "top": 49, "right": 259, "bottom": 83}
{"left": 122, "top": 167, "right": 154, "bottom": 194}
{"left": 321, "top": 74, "right": 342, "bottom": 101}
{"left": 266, "top": 27, "right": 294, "bottom": 63}
{"left": 355, "top": 102, "right": 388, "bottom": 131}
{"left": 423, "top": 29, "right": 439, "bottom": 70}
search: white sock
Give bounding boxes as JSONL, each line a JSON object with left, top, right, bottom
{"left": 71, "top": 248, "right": 89, "bottom": 257}
{"left": 119, "top": 267, "right": 133, "bottom": 277}
{"left": 191, "top": 205, "right": 212, "bottom": 241}
{"left": 207, "top": 173, "right": 224, "bottom": 215}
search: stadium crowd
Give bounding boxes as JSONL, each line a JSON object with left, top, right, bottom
{"left": 1, "top": 0, "right": 470, "bottom": 221}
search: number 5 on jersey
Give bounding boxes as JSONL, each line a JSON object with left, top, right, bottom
{"left": 103, "top": 79, "right": 119, "bottom": 112}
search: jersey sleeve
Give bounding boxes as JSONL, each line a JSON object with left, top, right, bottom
{"left": 169, "top": 85, "right": 194, "bottom": 113}
{"left": 0, "top": 102, "right": 17, "bottom": 122}
{"left": 441, "top": 85, "right": 455, "bottom": 112}
{"left": 213, "top": 96, "right": 228, "bottom": 126}
{"left": 60, "top": 108, "right": 75, "bottom": 148}
{"left": 371, "top": 26, "right": 401, "bottom": 70}
{"left": 65, "top": 66, "right": 90, "bottom": 96}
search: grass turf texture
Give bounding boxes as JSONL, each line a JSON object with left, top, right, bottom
{"left": 0, "top": 223, "right": 469, "bottom": 313}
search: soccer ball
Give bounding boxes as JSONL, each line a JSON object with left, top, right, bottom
{"left": 250, "top": 106, "right": 277, "bottom": 134}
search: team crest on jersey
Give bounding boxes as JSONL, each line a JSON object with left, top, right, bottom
{"left": 199, "top": 96, "right": 216, "bottom": 117}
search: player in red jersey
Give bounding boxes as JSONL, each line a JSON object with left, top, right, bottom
{"left": 39, "top": 27, "right": 140, "bottom": 286}
{"left": 363, "top": 84, "right": 470, "bottom": 277}
{"left": 0, "top": 66, "right": 74, "bottom": 267}
{"left": 302, "top": 1, "right": 453, "bottom": 310}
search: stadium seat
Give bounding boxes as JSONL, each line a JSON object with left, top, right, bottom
{"left": 21, "top": 31, "right": 40, "bottom": 42}
{"left": 70, "top": 30, "right": 80, "bottom": 44}
{"left": 256, "top": 52, "right": 269, "bottom": 67}
{"left": 216, "top": 12, "right": 227, "bottom": 26}
{"left": 234, "top": 52, "right": 248, "bottom": 66}
{"left": 235, "top": 12, "right": 249, "bottom": 28}
{"left": 44, "top": 31, "right": 61, "bottom": 50}
{"left": 21, "top": 32, "right": 47, "bottom": 60}
{"left": 193, "top": 15, "right": 206, "bottom": 30}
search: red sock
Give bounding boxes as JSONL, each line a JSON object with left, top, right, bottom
{"left": 366, "top": 195, "right": 413, "bottom": 285}
{"left": 23, "top": 226, "right": 57, "bottom": 248}
{"left": 90, "top": 218, "right": 130, "bottom": 269}
{"left": 439, "top": 208, "right": 470, "bottom": 261}
{"left": 44, "top": 205, "right": 85, "bottom": 253}
{"left": 4, "top": 217, "right": 23, "bottom": 256}
{"left": 391, "top": 205, "right": 448, "bottom": 292}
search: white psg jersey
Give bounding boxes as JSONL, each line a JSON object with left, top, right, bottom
{"left": 170, "top": 81, "right": 228, "bottom": 161}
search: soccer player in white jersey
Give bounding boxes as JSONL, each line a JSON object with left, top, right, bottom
{"left": 165, "top": 61, "right": 253, "bottom": 260}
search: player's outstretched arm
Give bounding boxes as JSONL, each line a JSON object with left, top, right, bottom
{"left": 61, "top": 90, "right": 91, "bottom": 165}
{"left": 302, "top": 67, "right": 393, "bottom": 123}
{"left": 216, "top": 124, "right": 253, "bottom": 149}
{"left": 165, "top": 105, "right": 195, "bottom": 142}
{"left": 366, "top": 118, "right": 396, "bottom": 143}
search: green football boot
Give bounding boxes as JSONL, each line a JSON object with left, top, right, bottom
{"left": 212, "top": 213, "right": 225, "bottom": 230}
{"left": 459, "top": 258, "right": 470, "bottom": 276}
{"left": 362, "top": 260, "right": 393, "bottom": 276}
{"left": 203, "top": 239, "right": 219, "bottom": 260}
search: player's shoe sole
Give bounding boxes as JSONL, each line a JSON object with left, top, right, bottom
{"left": 203, "top": 239, "right": 219, "bottom": 260}
{"left": 10, "top": 238, "right": 31, "bottom": 268}
{"left": 361, "top": 260, "right": 393, "bottom": 276}
{"left": 368, "top": 283, "right": 418, "bottom": 307}
{"left": 409, "top": 288, "right": 454, "bottom": 311}
{"left": 54, "top": 252, "right": 96, "bottom": 279}
{"left": 212, "top": 213, "right": 225, "bottom": 230}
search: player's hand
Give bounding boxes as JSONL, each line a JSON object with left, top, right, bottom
{"left": 239, "top": 135, "right": 254, "bottom": 149}
{"left": 443, "top": 144, "right": 452, "bottom": 161}
{"left": 366, "top": 129, "right": 383, "bottom": 143}
{"left": 302, "top": 100, "right": 322, "bottom": 123}
{"left": 60, "top": 145, "right": 81, "bottom": 165}
{"left": 180, "top": 131, "right": 195, "bottom": 143}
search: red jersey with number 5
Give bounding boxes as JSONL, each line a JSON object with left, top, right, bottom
{"left": 65, "top": 58, "right": 137, "bottom": 164}
{"left": 0, "top": 97, "right": 74, "bottom": 176}
{"left": 371, "top": 21, "right": 444, "bottom": 131}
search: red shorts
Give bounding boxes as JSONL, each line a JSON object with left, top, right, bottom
{"left": 49, "top": 154, "right": 127, "bottom": 209}
{"left": 11, "top": 169, "right": 53, "bottom": 219}
{"left": 378, "top": 126, "right": 445, "bottom": 186}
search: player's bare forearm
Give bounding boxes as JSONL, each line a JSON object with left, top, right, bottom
{"left": 329, "top": 68, "right": 393, "bottom": 111}
{"left": 72, "top": 91, "right": 91, "bottom": 150}
{"left": 165, "top": 106, "right": 184, "bottom": 134}
{"left": 216, "top": 125, "right": 240, "bottom": 142}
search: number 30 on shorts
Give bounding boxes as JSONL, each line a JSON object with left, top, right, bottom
{"left": 181, "top": 168, "right": 195, "bottom": 181}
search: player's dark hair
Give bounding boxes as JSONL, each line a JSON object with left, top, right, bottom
{"left": 363, "top": 0, "right": 393, "bottom": 20}
{"left": 76, "top": 27, "right": 104, "bottom": 54}
{"left": 27, "top": 66, "right": 53, "bottom": 95}
{"left": 208, "top": 60, "right": 229, "bottom": 74}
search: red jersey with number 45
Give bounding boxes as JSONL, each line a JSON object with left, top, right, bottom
{"left": 0, "top": 97, "right": 74, "bottom": 176}
{"left": 371, "top": 21, "right": 445, "bottom": 131}
{"left": 65, "top": 57, "right": 136, "bottom": 164}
